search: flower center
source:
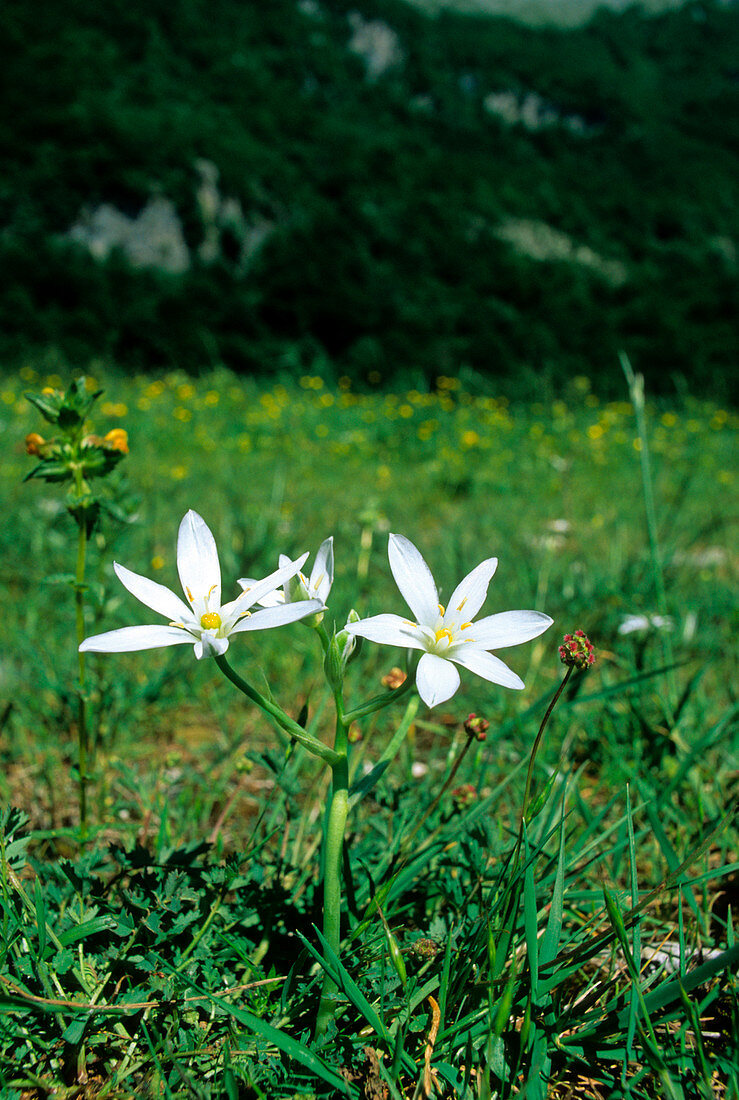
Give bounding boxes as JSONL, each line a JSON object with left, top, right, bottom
{"left": 200, "top": 611, "right": 222, "bottom": 630}
{"left": 434, "top": 627, "right": 455, "bottom": 650}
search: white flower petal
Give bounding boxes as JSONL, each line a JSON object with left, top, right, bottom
{"left": 194, "top": 633, "right": 230, "bottom": 659}
{"left": 416, "top": 652, "right": 460, "bottom": 708}
{"left": 311, "top": 537, "right": 334, "bottom": 603}
{"left": 80, "top": 624, "right": 193, "bottom": 653}
{"left": 444, "top": 557, "right": 498, "bottom": 628}
{"left": 237, "top": 577, "right": 285, "bottom": 608}
{"left": 233, "top": 553, "right": 309, "bottom": 617}
{"left": 345, "top": 613, "right": 427, "bottom": 650}
{"left": 230, "top": 599, "right": 323, "bottom": 633}
{"left": 177, "top": 510, "right": 221, "bottom": 610}
{"left": 470, "top": 610, "right": 553, "bottom": 650}
{"left": 388, "top": 534, "right": 439, "bottom": 625}
{"left": 452, "top": 646, "right": 524, "bottom": 690}
{"left": 113, "top": 563, "right": 193, "bottom": 623}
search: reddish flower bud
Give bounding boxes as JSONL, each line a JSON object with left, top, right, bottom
{"left": 464, "top": 712, "right": 489, "bottom": 740}
{"left": 558, "top": 630, "right": 595, "bottom": 670}
{"left": 451, "top": 783, "right": 478, "bottom": 810}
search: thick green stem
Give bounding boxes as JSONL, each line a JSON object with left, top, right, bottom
{"left": 315, "top": 702, "right": 349, "bottom": 1038}
{"left": 75, "top": 514, "right": 88, "bottom": 841}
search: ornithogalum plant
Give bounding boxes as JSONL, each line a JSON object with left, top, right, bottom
{"left": 25, "top": 376, "right": 130, "bottom": 840}
{"left": 81, "top": 510, "right": 553, "bottom": 1035}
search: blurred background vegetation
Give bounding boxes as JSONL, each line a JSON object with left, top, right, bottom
{"left": 1, "top": 0, "right": 737, "bottom": 399}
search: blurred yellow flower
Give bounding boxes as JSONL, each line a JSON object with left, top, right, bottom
{"left": 104, "top": 428, "right": 129, "bottom": 453}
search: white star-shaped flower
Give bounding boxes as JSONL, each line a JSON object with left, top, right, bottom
{"left": 345, "top": 533, "right": 553, "bottom": 708}
{"left": 80, "top": 510, "right": 322, "bottom": 660}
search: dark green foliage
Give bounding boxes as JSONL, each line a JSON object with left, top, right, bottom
{"left": 1, "top": 0, "right": 737, "bottom": 397}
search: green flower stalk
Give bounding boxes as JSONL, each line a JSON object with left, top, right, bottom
{"left": 24, "top": 377, "right": 129, "bottom": 840}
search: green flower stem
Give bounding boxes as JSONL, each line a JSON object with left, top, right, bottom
{"left": 520, "top": 665, "right": 572, "bottom": 825}
{"left": 315, "top": 696, "right": 350, "bottom": 1038}
{"left": 74, "top": 486, "right": 89, "bottom": 842}
{"left": 214, "top": 654, "right": 341, "bottom": 767}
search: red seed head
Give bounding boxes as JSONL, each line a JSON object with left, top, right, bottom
{"left": 464, "top": 713, "right": 490, "bottom": 740}
{"left": 559, "top": 631, "right": 595, "bottom": 670}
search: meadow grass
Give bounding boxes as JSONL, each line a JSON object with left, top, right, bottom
{"left": 0, "top": 363, "right": 736, "bottom": 1097}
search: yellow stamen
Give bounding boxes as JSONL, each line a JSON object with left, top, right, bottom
{"left": 460, "top": 622, "right": 472, "bottom": 630}
{"left": 438, "top": 603, "right": 445, "bottom": 616}
{"left": 434, "top": 628, "right": 454, "bottom": 646}
{"left": 456, "top": 597, "right": 468, "bottom": 611}
{"left": 200, "top": 611, "right": 222, "bottom": 630}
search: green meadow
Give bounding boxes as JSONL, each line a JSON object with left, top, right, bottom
{"left": 1, "top": 364, "right": 737, "bottom": 1097}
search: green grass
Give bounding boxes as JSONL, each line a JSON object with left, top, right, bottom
{"left": 0, "top": 363, "right": 737, "bottom": 1096}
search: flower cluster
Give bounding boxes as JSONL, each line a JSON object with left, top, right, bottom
{"left": 24, "top": 377, "right": 130, "bottom": 532}
{"left": 464, "top": 713, "right": 490, "bottom": 741}
{"left": 558, "top": 630, "right": 595, "bottom": 670}
{"left": 81, "top": 514, "right": 554, "bottom": 707}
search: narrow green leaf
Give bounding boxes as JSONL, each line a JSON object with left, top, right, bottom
{"left": 58, "top": 916, "right": 113, "bottom": 948}
{"left": 636, "top": 778, "right": 703, "bottom": 927}
{"left": 540, "top": 801, "right": 566, "bottom": 969}
{"left": 626, "top": 783, "right": 641, "bottom": 1060}
{"left": 164, "top": 962, "right": 356, "bottom": 1096}
{"left": 34, "top": 879, "right": 46, "bottom": 960}
{"left": 523, "top": 833, "right": 539, "bottom": 1002}
{"left": 615, "top": 943, "right": 739, "bottom": 1029}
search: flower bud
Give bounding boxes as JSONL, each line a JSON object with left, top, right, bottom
{"left": 451, "top": 783, "right": 478, "bottom": 810}
{"left": 411, "top": 938, "right": 440, "bottom": 960}
{"left": 336, "top": 609, "right": 362, "bottom": 664}
{"left": 25, "top": 432, "right": 46, "bottom": 456}
{"left": 103, "top": 428, "right": 129, "bottom": 454}
{"left": 323, "top": 634, "right": 345, "bottom": 691}
{"left": 381, "top": 666, "right": 406, "bottom": 690}
{"left": 558, "top": 630, "right": 595, "bottom": 670}
{"left": 463, "top": 712, "right": 489, "bottom": 740}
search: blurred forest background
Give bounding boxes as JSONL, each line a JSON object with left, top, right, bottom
{"left": 2, "top": 0, "right": 737, "bottom": 398}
